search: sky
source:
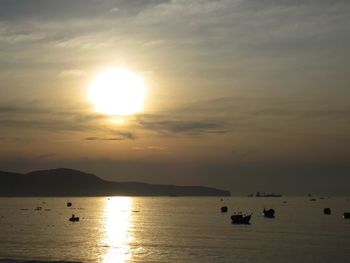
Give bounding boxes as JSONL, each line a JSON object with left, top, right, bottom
{"left": 1, "top": 0, "right": 350, "bottom": 195}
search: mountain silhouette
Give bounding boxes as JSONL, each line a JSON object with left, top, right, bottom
{"left": 0, "top": 168, "right": 230, "bottom": 196}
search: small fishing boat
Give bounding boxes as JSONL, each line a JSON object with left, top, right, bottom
{"left": 231, "top": 213, "right": 251, "bottom": 224}
{"left": 256, "top": 192, "right": 282, "bottom": 197}
{"left": 263, "top": 208, "right": 275, "bottom": 218}
{"left": 69, "top": 214, "right": 79, "bottom": 222}
{"left": 323, "top": 208, "right": 331, "bottom": 215}
{"left": 221, "top": 206, "right": 228, "bottom": 213}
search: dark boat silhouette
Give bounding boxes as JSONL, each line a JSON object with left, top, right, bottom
{"left": 69, "top": 214, "right": 79, "bottom": 222}
{"left": 221, "top": 206, "right": 228, "bottom": 213}
{"left": 344, "top": 212, "right": 350, "bottom": 219}
{"left": 323, "top": 208, "right": 331, "bottom": 215}
{"left": 263, "top": 208, "right": 275, "bottom": 218}
{"left": 255, "top": 192, "right": 282, "bottom": 197}
{"left": 231, "top": 213, "right": 251, "bottom": 224}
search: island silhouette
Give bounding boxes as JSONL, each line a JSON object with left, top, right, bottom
{"left": 0, "top": 168, "right": 230, "bottom": 197}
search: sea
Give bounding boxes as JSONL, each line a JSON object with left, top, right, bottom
{"left": 0, "top": 197, "right": 349, "bottom": 263}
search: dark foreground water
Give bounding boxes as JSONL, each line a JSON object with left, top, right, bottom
{"left": 0, "top": 197, "right": 349, "bottom": 263}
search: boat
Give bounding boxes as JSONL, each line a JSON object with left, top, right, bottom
{"left": 255, "top": 192, "right": 282, "bottom": 197}
{"left": 69, "top": 214, "right": 79, "bottom": 222}
{"left": 231, "top": 213, "right": 251, "bottom": 224}
{"left": 323, "top": 208, "right": 331, "bottom": 215}
{"left": 344, "top": 212, "right": 350, "bottom": 219}
{"left": 263, "top": 208, "right": 275, "bottom": 218}
{"left": 221, "top": 206, "right": 228, "bottom": 213}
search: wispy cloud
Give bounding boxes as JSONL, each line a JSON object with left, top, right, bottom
{"left": 84, "top": 131, "right": 136, "bottom": 141}
{"left": 2, "top": 94, "right": 350, "bottom": 140}
{"left": 0, "top": 104, "right": 106, "bottom": 133}
{"left": 139, "top": 119, "right": 226, "bottom": 135}
{"left": 58, "top": 69, "right": 86, "bottom": 78}
{"left": 36, "top": 153, "right": 56, "bottom": 159}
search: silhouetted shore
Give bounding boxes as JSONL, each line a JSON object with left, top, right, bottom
{"left": 0, "top": 168, "right": 230, "bottom": 197}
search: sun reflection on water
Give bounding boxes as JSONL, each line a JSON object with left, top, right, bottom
{"left": 103, "top": 197, "right": 133, "bottom": 263}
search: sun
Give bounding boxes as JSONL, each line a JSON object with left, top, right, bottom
{"left": 88, "top": 67, "right": 146, "bottom": 116}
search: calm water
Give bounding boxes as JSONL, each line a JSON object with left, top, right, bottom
{"left": 0, "top": 197, "right": 350, "bottom": 262}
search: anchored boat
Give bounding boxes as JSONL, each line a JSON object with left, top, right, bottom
{"left": 69, "top": 214, "right": 79, "bottom": 222}
{"left": 231, "top": 213, "right": 251, "bottom": 224}
{"left": 263, "top": 208, "right": 275, "bottom": 218}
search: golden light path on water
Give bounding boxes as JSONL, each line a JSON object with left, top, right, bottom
{"left": 103, "top": 197, "right": 133, "bottom": 263}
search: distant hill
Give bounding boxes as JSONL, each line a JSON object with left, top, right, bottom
{"left": 0, "top": 168, "right": 230, "bottom": 197}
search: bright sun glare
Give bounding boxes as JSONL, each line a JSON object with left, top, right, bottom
{"left": 88, "top": 67, "right": 146, "bottom": 116}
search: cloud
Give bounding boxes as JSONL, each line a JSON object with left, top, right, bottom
{"left": 55, "top": 36, "right": 109, "bottom": 49}
{"left": 139, "top": 118, "right": 228, "bottom": 136}
{"left": 109, "top": 7, "right": 120, "bottom": 13}
{"left": 1, "top": 92, "right": 350, "bottom": 142}
{"left": 147, "top": 145, "right": 167, "bottom": 151}
{"left": 36, "top": 153, "right": 56, "bottom": 159}
{"left": 0, "top": 0, "right": 170, "bottom": 21}
{"left": 117, "top": 131, "right": 136, "bottom": 140}
{"left": 0, "top": 102, "right": 227, "bottom": 138}
{"left": 0, "top": 98, "right": 231, "bottom": 137}
{"left": 132, "top": 145, "right": 168, "bottom": 151}
{"left": 58, "top": 69, "right": 86, "bottom": 78}
{"left": 84, "top": 131, "right": 136, "bottom": 141}
{"left": 0, "top": 104, "right": 107, "bottom": 133}
{"left": 142, "top": 39, "right": 165, "bottom": 47}
{"left": 84, "top": 137, "right": 99, "bottom": 141}
{"left": 0, "top": 30, "right": 46, "bottom": 45}
{"left": 1, "top": 0, "right": 350, "bottom": 79}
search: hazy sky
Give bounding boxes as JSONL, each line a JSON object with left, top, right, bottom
{"left": 1, "top": 0, "right": 350, "bottom": 195}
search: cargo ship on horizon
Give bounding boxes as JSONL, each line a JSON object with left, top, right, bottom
{"left": 247, "top": 192, "right": 282, "bottom": 197}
